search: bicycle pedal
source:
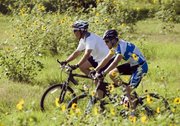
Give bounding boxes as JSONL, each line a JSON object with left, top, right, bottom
{"left": 138, "top": 97, "right": 144, "bottom": 105}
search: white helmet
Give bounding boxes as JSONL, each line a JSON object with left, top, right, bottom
{"left": 72, "top": 20, "right": 89, "bottom": 31}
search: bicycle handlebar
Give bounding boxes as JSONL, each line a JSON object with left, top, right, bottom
{"left": 57, "top": 59, "right": 73, "bottom": 73}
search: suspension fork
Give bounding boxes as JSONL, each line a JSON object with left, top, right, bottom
{"left": 59, "top": 81, "right": 68, "bottom": 103}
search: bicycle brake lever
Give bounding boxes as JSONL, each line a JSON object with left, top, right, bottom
{"left": 65, "top": 65, "right": 73, "bottom": 72}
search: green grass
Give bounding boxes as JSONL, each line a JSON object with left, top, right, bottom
{"left": 0, "top": 15, "right": 180, "bottom": 126}
{"left": 0, "top": 15, "right": 14, "bottom": 45}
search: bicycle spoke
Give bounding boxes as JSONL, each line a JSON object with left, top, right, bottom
{"left": 40, "top": 84, "right": 75, "bottom": 111}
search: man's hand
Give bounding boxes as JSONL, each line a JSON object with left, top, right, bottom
{"left": 69, "top": 64, "right": 79, "bottom": 70}
{"left": 95, "top": 71, "right": 105, "bottom": 79}
{"left": 61, "top": 61, "right": 67, "bottom": 66}
{"left": 88, "top": 70, "right": 96, "bottom": 78}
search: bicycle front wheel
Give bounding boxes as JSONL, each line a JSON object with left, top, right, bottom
{"left": 67, "top": 93, "right": 97, "bottom": 114}
{"left": 40, "top": 83, "right": 76, "bottom": 111}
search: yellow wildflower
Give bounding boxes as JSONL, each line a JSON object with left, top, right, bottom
{"left": 156, "top": 107, "right": 160, "bottom": 113}
{"left": 136, "top": 7, "right": 140, "bottom": 11}
{"left": 172, "top": 108, "right": 176, "bottom": 113}
{"left": 121, "top": 23, "right": 126, "bottom": 27}
{"left": 16, "top": 99, "right": 25, "bottom": 111}
{"left": 129, "top": 115, "right": 136, "bottom": 123}
{"left": 153, "top": 0, "right": 157, "bottom": 4}
{"left": 95, "top": 20, "right": 99, "bottom": 24}
{"left": 19, "top": 7, "right": 27, "bottom": 16}
{"left": 104, "top": 19, "right": 109, "bottom": 23}
{"left": 91, "top": 91, "right": 96, "bottom": 96}
{"left": 173, "top": 98, "right": 180, "bottom": 104}
{"left": 96, "top": 0, "right": 100, "bottom": 4}
{"left": 95, "top": 12, "right": 100, "bottom": 16}
{"left": 61, "top": 104, "right": 66, "bottom": 112}
{"left": 55, "top": 98, "right": 60, "bottom": 107}
{"left": 123, "top": 76, "right": 129, "bottom": 83}
{"left": 70, "top": 109, "right": 75, "bottom": 115}
{"left": 111, "top": 71, "right": 117, "bottom": 77}
{"left": 110, "top": 107, "right": 116, "bottom": 115}
{"left": 122, "top": 101, "right": 129, "bottom": 109}
{"left": 146, "top": 94, "right": 153, "bottom": 104}
{"left": 71, "top": 103, "right": 77, "bottom": 110}
{"left": 38, "top": 4, "right": 45, "bottom": 11}
{"left": 141, "top": 115, "right": 147, "bottom": 123}
{"left": 75, "top": 108, "right": 81, "bottom": 115}
{"left": 33, "top": 21, "right": 38, "bottom": 26}
{"left": 41, "top": 25, "right": 46, "bottom": 31}
{"left": 60, "top": 19, "right": 65, "bottom": 24}
{"left": 107, "top": 84, "right": 114, "bottom": 93}
{"left": 93, "top": 107, "right": 98, "bottom": 115}
{"left": 160, "top": 76, "right": 165, "bottom": 81}
{"left": 113, "top": 0, "right": 116, "bottom": 4}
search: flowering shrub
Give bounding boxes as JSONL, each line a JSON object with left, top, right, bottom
{"left": 0, "top": 0, "right": 179, "bottom": 83}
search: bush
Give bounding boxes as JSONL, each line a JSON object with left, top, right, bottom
{"left": 12, "top": 6, "right": 77, "bottom": 56}
{"left": 0, "top": 47, "right": 43, "bottom": 83}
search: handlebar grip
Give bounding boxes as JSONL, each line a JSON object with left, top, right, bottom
{"left": 57, "top": 59, "right": 61, "bottom": 64}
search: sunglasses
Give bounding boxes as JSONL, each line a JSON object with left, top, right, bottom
{"left": 105, "top": 40, "right": 111, "bottom": 44}
{"left": 73, "top": 29, "right": 79, "bottom": 33}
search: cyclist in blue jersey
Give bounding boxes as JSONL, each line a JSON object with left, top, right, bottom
{"left": 93, "top": 29, "right": 148, "bottom": 110}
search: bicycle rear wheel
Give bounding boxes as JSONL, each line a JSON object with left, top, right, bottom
{"left": 139, "top": 93, "right": 171, "bottom": 116}
{"left": 40, "top": 83, "right": 76, "bottom": 111}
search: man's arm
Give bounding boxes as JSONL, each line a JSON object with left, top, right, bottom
{"left": 77, "top": 49, "right": 92, "bottom": 66}
{"left": 66, "top": 50, "right": 81, "bottom": 63}
{"left": 104, "top": 54, "right": 123, "bottom": 74}
{"left": 95, "top": 52, "right": 114, "bottom": 72}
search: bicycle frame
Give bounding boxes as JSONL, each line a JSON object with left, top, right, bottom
{"left": 57, "top": 59, "right": 91, "bottom": 103}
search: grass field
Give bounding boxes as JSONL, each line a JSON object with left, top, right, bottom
{"left": 0, "top": 14, "right": 180, "bottom": 126}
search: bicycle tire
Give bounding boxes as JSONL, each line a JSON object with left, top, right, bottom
{"left": 40, "top": 83, "right": 76, "bottom": 111}
{"left": 67, "top": 93, "right": 97, "bottom": 114}
{"left": 139, "top": 93, "right": 171, "bottom": 116}
{"left": 67, "top": 93, "right": 88, "bottom": 108}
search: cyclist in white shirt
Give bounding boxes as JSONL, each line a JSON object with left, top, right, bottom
{"left": 61, "top": 20, "right": 111, "bottom": 75}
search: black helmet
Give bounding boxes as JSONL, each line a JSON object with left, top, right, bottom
{"left": 72, "top": 20, "right": 89, "bottom": 31}
{"left": 103, "top": 30, "right": 118, "bottom": 40}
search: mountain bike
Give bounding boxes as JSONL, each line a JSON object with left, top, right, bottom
{"left": 67, "top": 77, "right": 171, "bottom": 117}
{"left": 40, "top": 59, "right": 90, "bottom": 111}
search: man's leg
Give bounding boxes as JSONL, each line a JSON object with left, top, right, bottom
{"left": 79, "top": 58, "right": 105, "bottom": 98}
{"left": 127, "top": 67, "right": 144, "bottom": 111}
{"left": 109, "top": 68, "right": 121, "bottom": 86}
{"left": 109, "top": 63, "right": 132, "bottom": 86}
{"left": 79, "top": 60, "right": 93, "bottom": 75}
{"left": 79, "top": 56, "right": 98, "bottom": 75}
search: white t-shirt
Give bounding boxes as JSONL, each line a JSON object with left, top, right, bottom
{"left": 76, "top": 33, "right": 109, "bottom": 63}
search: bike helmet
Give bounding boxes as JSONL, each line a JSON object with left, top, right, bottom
{"left": 72, "top": 20, "right": 89, "bottom": 31}
{"left": 103, "top": 30, "right": 118, "bottom": 40}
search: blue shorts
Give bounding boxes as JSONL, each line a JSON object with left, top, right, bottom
{"left": 117, "top": 62, "right": 148, "bottom": 88}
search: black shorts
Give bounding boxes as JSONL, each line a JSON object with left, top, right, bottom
{"left": 116, "top": 62, "right": 148, "bottom": 88}
{"left": 117, "top": 63, "right": 138, "bottom": 75}
{"left": 88, "top": 56, "right": 115, "bottom": 73}
{"left": 88, "top": 56, "right": 98, "bottom": 68}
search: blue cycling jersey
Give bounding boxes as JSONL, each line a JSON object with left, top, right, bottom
{"left": 115, "top": 39, "right": 146, "bottom": 66}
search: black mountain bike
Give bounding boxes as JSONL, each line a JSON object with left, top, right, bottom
{"left": 67, "top": 77, "right": 171, "bottom": 117}
{"left": 40, "top": 60, "right": 90, "bottom": 111}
